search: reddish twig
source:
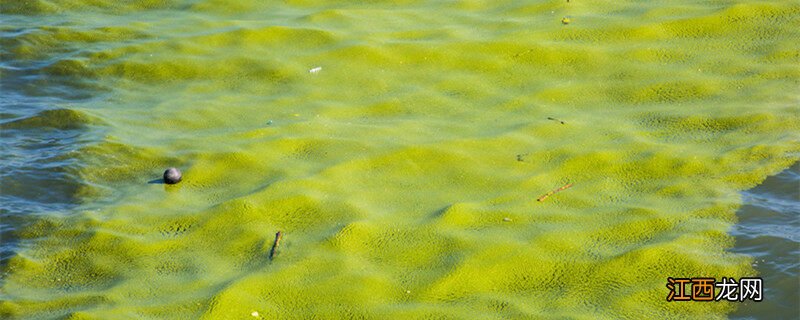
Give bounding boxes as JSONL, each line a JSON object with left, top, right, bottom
{"left": 537, "top": 183, "right": 573, "bottom": 202}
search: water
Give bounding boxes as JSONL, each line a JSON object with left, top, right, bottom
{"left": 1, "top": 1, "right": 799, "bottom": 318}
{"left": 731, "top": 163, "right": 799, "bottom": 319}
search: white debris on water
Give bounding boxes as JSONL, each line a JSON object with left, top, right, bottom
{"left": 309, "top": 66, "right": 322, "bottom": 74}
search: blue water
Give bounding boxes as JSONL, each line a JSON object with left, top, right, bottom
{"left": 731, "top": 162, "right": 799, "bottom": 319}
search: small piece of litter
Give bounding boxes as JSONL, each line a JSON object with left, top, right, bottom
{"left": 406, "top": 290, "right": 411, "bottom": 294}
{"left": 561, "top": 17, "right": 571, "bottom": 25}
{"left": 251, "top": 311, "right": 259, "bottom": 317}
{"left": 309, "top": 66, "right": 322, "bottom": 73}
{"left": 266, "top": 120, "right": 273, "bottom": 125}
{"left": 503, "top": 217, "right": 512, "bottom": 222}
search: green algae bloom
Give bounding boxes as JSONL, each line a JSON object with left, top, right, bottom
{"left": 1, "top": 0, "right": 798, "bottom": 319}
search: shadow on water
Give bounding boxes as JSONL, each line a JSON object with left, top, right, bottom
{"left": 730, "top": 162, "right": 800, "bottom": 319}
{"left": 148, "top": 178, "right": 166, "bottom": 184}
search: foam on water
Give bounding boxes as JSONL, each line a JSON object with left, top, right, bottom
{"left": 1, "top": 1, "right": 798, "bottom": 319}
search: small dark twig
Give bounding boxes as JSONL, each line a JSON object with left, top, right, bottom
{"left": 547, "top": 117, "right": 566, "bottom": 124}
{"left": 269, "top": 231, "right": 283, "bottom": 261}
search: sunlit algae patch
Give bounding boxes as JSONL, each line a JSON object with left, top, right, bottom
{"left": 1, "top": 0, "right": 798, "bottom": 319}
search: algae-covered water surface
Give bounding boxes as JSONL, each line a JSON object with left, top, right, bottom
{"left": 1, "top": 0, "right": 798, "bottom": 319}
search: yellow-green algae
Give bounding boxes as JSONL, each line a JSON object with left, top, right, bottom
{"left": 1, "top": 0, "right": 799, "bottom": 319}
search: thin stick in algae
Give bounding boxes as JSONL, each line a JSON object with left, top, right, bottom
{"left": 537, "top": 183, "right": 573, "bottom": 202}
{"left": 269, "top": 231, "right": 283, "bottom": 261}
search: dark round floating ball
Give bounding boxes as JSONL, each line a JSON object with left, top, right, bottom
{"left": 163, "top": 167, "right": 182, "bottom": 184}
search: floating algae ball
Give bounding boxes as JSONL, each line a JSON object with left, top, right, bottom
{"left": 163, "top": 167, "right": 182, "bottom": 184}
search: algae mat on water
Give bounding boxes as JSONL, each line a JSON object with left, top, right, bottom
{"left": 1, "top": 0, "right": 799, "bottom": 319}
